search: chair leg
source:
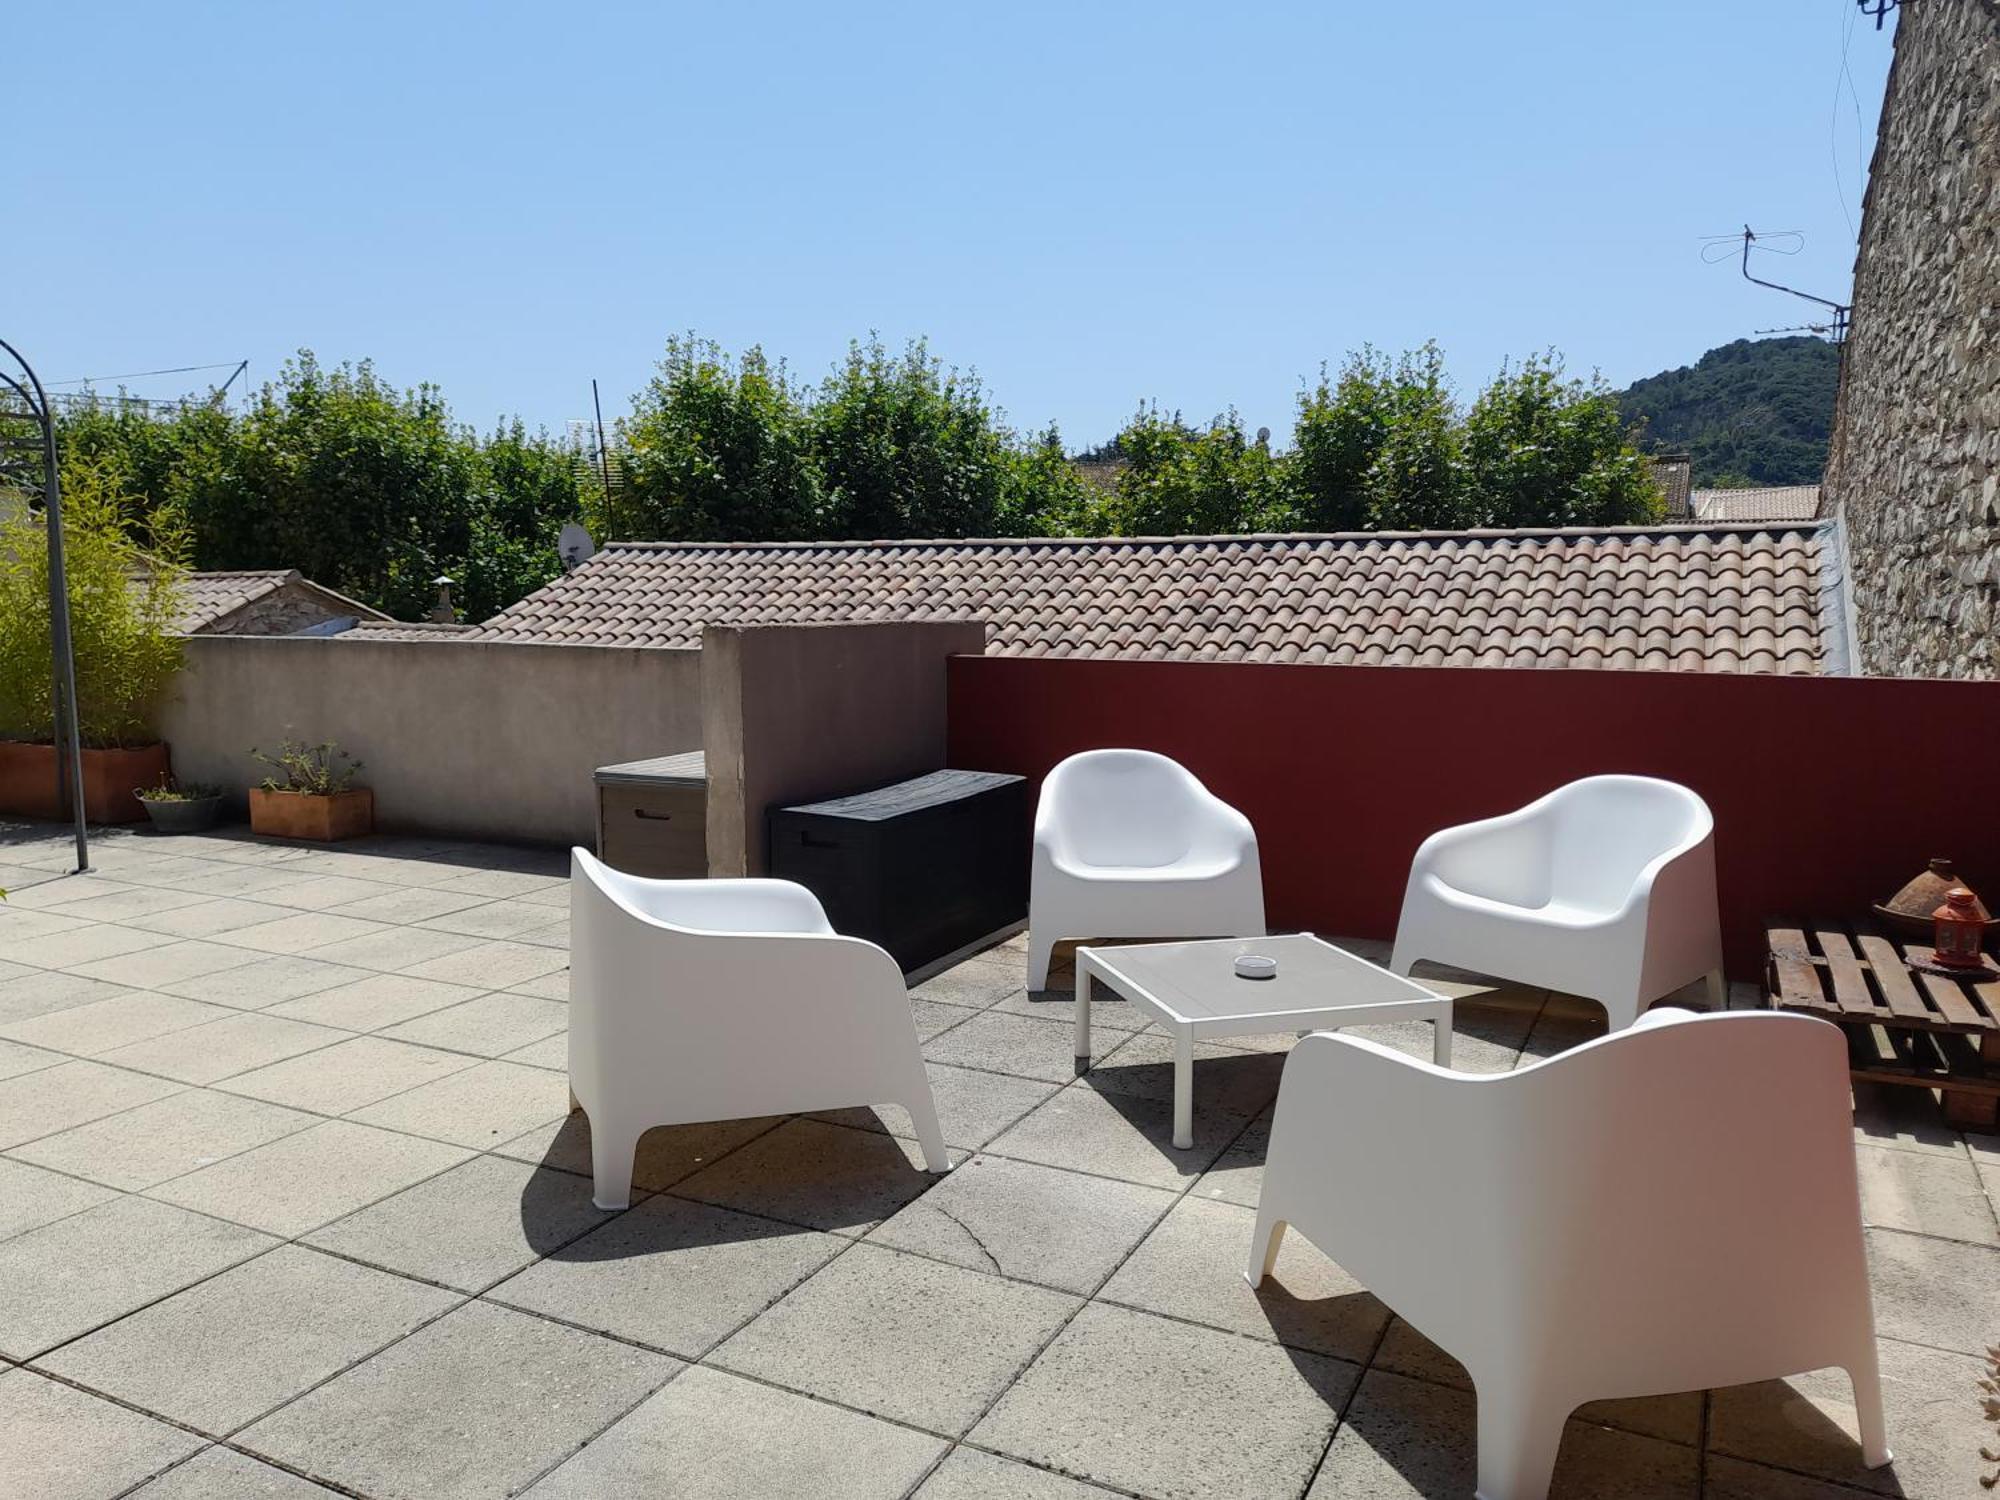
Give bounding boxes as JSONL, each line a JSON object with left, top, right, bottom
{"left": 905, "top": 1089, "right": 952, "bottom": 1174}
{"left": 587, "top": 1114, "right": 640, "bottom": 1211}
{"left": 1387, "top": 940, "right": 1416, "bottom": 978}
{"left": 1244, "top": 1207, "right": 1286, "bottom": 1288}
{"left": 1026, "top": 929, "right": 1057, "bottom": 991}
{"left": 1472, "top": 1382, "right": 1568, "bottom": 1500}
{"left": 1847, "top": 1343, "right": 1893, "bottom": 1468}
{"left": 1704, "top": 967, "right": 1728, "bottom": 1012}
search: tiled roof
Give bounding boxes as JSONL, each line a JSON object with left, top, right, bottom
{"left": 1650, "top": 456, "right": 1693, "bottom": 518}
{"left": 147, "top": 570, "right": 387, "bottom": 633}
{"left": 335, "top": 620, "right": 477, "bottom": 642}
{"left": 1691, "top": 485, "right": 1822, "bottom": 522}
{"left": 466, "top": 525, "right": 1832, "bottom": 674}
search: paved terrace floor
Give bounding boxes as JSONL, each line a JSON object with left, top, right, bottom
{"left": 0, "top": 824, "right": 1993, "bottom": 1500}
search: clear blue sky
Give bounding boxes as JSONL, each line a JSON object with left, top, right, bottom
{"left": 10, "top": 1, "right": 1894, "bottom": 447}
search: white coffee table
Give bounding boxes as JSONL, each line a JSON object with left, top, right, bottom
{"left": 1075, "top": 933, "right": 1454, "bottom": 1148}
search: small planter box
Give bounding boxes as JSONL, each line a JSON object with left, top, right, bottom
{"left": 249, "top": 786, "right": 374, "bottom": 842}
{"left": 0, "top": 740, "right": 171, "bottom": 824}
{"left": 134, "top": 792, "right": 226, "bottom": 834}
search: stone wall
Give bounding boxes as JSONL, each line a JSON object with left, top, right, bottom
{"left": 209, "top": 580, "right": 365, "bottom": 635}
{"left": 1823, "top": 0, "right": 2000, "bottom": 678}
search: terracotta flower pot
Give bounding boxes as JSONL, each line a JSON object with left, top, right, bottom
{"left": 0, "top": 740, "right": 171, "bottom": 824}
{"left": 247, "top": 786, "right": 374, "bottom": 842}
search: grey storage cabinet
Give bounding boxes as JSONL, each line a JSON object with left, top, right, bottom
{"left": 769, "top": 769, "right": 1028, "bottom": 973}
{"left": 595, "top": 751, "right": 707, "bottom": 878}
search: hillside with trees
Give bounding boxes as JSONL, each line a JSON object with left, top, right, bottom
{"left": 1615, "top": 336, "right": 1841, "bottom": 487}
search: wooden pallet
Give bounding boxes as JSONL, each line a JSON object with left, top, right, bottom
{"left": 1766, "top": 919, "right": 2000, "bottom": 1131}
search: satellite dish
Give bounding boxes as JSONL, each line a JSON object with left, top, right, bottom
{"left": 1255, "top": 426, "right": 1272, "bottom": 448}
{"left": 558, "top": 522, "right": 597, "bottom": 573}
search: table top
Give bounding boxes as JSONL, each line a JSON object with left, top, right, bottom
{"left": 1077, "top": 933, "right": 1446, "bottom": 1026}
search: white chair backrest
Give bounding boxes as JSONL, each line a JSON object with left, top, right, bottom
{"left": 1043, "top": 749, "right": 1208, "bottom": 867}
{"left": 575, "top": 849, "right": 778, "bottom": 934}
{"left": 1544, "top": 775, "right": 1709, "bottom": 908}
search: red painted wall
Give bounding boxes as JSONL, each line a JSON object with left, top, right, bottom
{"left": 947, "top": 656, "right": 2000, "bottom": 978}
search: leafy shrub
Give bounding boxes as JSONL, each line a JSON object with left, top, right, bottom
{"left": 250, "top": 738, "right": 364, "bottom": 795}
{"left": 0, "top": 457, "right": 185, "bottom": 747}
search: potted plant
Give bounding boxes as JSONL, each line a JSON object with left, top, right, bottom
{"left": 133, "top": 775, "right": 226, "bottom": 834}
{"left": 247, "top": 738, "right": 372, "bottom": 841}
{"left": 0, "top": 459, "right": 185, "bottom": 823}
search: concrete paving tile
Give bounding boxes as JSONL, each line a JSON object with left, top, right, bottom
{"left": 924, "top": 1011, "right": 1085, "bottom": 1083}
{"left": 97, "top": 1011, "right": 348, "bottom": 1085}
{"left": 0, "top": 967, "right": 139, "bottom": 1024}
{"left": 430, "top": 867, "right": 565, "bottom": 898}
{"left": 1354, "top": 997, "right": 1533, "bottom": 1074}
{"left": 1307, "top": 1366, "right": 1698, "bottom": 1498}
{"left": 971, "top": 1301, "right": 1356, "bottom": 1500}
{"left": 220, "top": 911, "right": 392, "bottom": 956}
{"left": 73, "top": 938, "right": 266, "bottom": 990}
{"left": 0, "top": 955, "right": 30, "bottom": 986}
{"left": 1708, "top": 1337, "right": 1986, "bottom": 1497}
{"left": 126, "top": 1446, "right": 346, "bottom": 1497}
{"left": 380, "top": 991, "right": 568, "bottom": 1056}
{"left": 0, "top": 1155, "right": 120, "bottom": 1241}
{"left": 868, "top": 1154, "right": 1173, "bottom": 1294}
{"left": 0, "top": 1195, "right": 277, "bottom": 1358}
{"left": 249, "top": 874, "right": 401, "bottom": 910}
{"left": 12, "top": 1087, "right": 318, "bottom": 1191}
{"left": 0, "top": 1036, "right": 65, "bottom": 1081}
{"left": 1704, "top": 1455, "right": 1894, "bottom": 1498}
{"left": 1864, "top": 1227, "right": 2000, "bottom": 1355}
{"left": 494, "top": 1192, "right": 845, "bottom": 1356}
{"left": 157, "top": 863, "right": 323, "bottom": 900}
{"left": 1855, "top": 1143, "right": 1998, "bottom": 1243}
{"left": 150, "top": 1119, "right": 474, "bottom": 1237}
{"left": 1190, "top": 1113, "right": 1270, "bottom": 1208}
{"left": 674, "top": 1117, "right": 945, "bottom": 1234}
{"left": 524, "top": 1364, "right": 945, "bottom": 1499}
{"left": 219, "top": 1035, "right": 479, "bottom": 1115}
{"left": 496, "top": 1111, "right": 779, "bottom": 1194}
{"left": 812, "top": 1062, "right": 1059, "bottom": 1151}
{"left": 39, "top": 882, "right": 212, "bottom": 922}
{"left": 155, "top": 954, "right": 374, "bottom": 1010}
{"left": 985, "top": 1083, "right": 1251, "bottom": 1189}
{"left": 123, "top": 897, "right": 303, "bottom": 939}
{"left": 1101, "top": 1195, "right": 1389, "bottom": 1361}
{"left": 297, "top": 925, "right": 487, "bottom": 973}
{"left": 401, "top": 939, "right": 570, "bottom": 989}
{"left": 324, "top": 885, "right": 495, "bottom": 924}
{"left": 501, "top": 1032, "right": 567, "bottom": 1070}
{"left": 350, "top": 1059, "right": 570, "bottom": 1147}
{"left": 713, "top": 1242, "right": 1078, "bottom": 1436}
{"left": 909, "top": 996, "right": 980, "bottom": 1041}
{"left": 1519, "top": 1007, "right": 1610, "bottom": 1061}
{"left": 306, "top": 1154, "right": 613, "bottom": 1292}
{"left": 913, "top": 963, "right": 1024, "bottom": 1011}
{"left": 915, "top": 1448, "right": 1121, "bottom": 1498}
{"left": 237, "top": 1300, "right": 676, "bottom": 1500}
{"left": 37, "top": 1244, "right": 458, "bottom": 1435}
{"left": 1084, "top": 1033, "right": 1285, "bottom": 1118}
{"left": 264, "top": 971, "right": 485, "bottom": 1032}
{"left": 5, "top": 920, "right": 159, "bottom": 970}
{"left": 0, "top": 1058, "right": 183, "bottom": 1149}
{"left": 986, "top": 983, "right": 1150, "bottom": 1034}
{"left": 0, "top": 988, "right": 235, "bottom": 1057}
{"left": 0, "top": 1367, "right": 204, "bottom": 1500}
{"left": 0, "top": 874, "right": 113, "bottom": 908}
{"left": 417, "top": 899, "right": 567, "bottom": 941}
{"left": 507, "top": 967, "right": 569, "bottom": 1000}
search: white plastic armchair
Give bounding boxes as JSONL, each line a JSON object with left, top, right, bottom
{"left": 1026, "top": 749, "right": 1265, "bottom": 990}
{"left": 1249, "top": 1009, "right": 1889, "bottom": 1500}
{"left": 569, "top": 848, "right": 948, "bottom": 1209}
{"left": 1389, "top": 774, "right": 1724, "bottom": 1029}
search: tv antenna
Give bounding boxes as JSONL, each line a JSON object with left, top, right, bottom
{"left": 1703, "top": 226, "right": 1851, "bottom": 345}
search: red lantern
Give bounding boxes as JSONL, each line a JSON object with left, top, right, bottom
{"left": 1930, "top": 886, "right": 1992, "bottom": 971}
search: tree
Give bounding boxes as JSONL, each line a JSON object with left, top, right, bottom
{"left": 1293, "top": 349, "right": 1397, "bottom": 531}
{"left": 999, "top": 425, "right": 1103, "bottom": 537}
{"left": 1105, "top": 407, "right": 1291, "bottom": 537}
{"left": 810, "top": 338, "right": 1008, "bottom": 539}
{"left": 459, "top": 419, "right": 585, "bottom": 621}
{"left": 616, "top": 338, "right": 820, "bottom": 543}
{"left": 1462, "top": 354, "right": 1662, "bottom": 528}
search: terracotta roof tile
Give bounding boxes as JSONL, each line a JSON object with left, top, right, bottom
{"left": 465, "top": 523, "right": 1833, "bottom": 675}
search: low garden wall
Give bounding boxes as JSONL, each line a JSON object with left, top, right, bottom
{"left": 946, "top": 655, "right": 2000, "bottom": 978}
{"left": 160, "top": 636, "right": 703, "bottom": 846}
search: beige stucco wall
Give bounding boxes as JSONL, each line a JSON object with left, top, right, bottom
{"left": 160, "top": 636, "right": 702, "bottom": 845}
{"left": 1822, "top": 0, "right": 2000, "bottom": 677}
{"left": 702, "top": 620, "right": 988, "bottom": 876}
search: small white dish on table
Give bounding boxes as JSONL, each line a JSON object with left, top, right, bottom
{"left": 1074, "top": 933, "right": 1453, "bottom": 1149}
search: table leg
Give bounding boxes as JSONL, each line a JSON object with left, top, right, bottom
{"left": 1074, "top": 963, "right": 1092, "bottom": 1076}
{"left": 1173, "top": 1027, "right": 1194, "bottom": 1149}
{"left": 1432, "top": 1008, "right": 1453, "bottom": 1067}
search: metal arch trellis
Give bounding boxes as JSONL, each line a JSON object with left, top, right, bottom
{"left": 0, "top": 338, "right": 90, "bottom": 873}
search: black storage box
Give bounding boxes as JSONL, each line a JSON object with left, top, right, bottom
{"left": 769, "top": 769, "right": 1028, "bottom": 973}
